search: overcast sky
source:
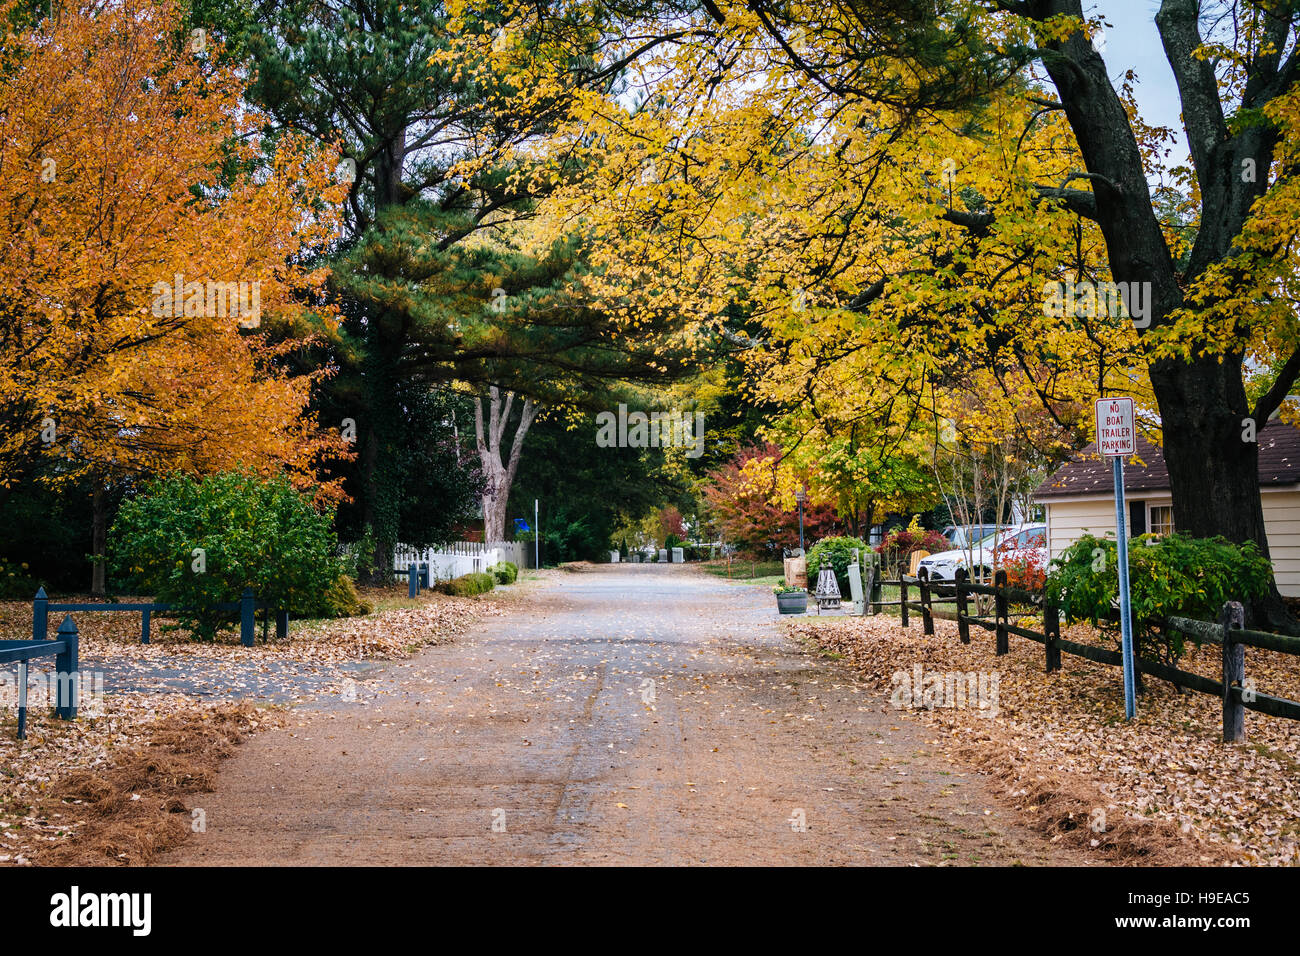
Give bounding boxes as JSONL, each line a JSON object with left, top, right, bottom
{"left": 1093, "top": 0, "right": 1190, "bottom": 167}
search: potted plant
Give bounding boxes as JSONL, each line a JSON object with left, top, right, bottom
{"left": 807, "top": 535, "right": 869, "bottom": 596}
{"left": 774, "top": 585, "right": 807, "bottom": 614}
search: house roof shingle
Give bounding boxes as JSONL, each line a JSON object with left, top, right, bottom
{"left": 1034, "top": 422, "right": 1300, "bottom": 499}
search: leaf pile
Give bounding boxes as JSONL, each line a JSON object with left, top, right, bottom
{"left": 790, "top": 613, "right": 1300, "bottom": 865}
{"left": 0, "top": 587, "right": 505, "bottom": 865}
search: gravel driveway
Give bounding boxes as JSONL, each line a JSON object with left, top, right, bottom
{"left": 162, "top": 564, "right": 1084, "bottom": 865}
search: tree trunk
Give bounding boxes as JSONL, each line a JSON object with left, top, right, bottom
{"left": 353, "top": 123, "right": 409, "bottom": 586}
{"left": 1148, "top": 356, "right": 1293, "bottom": 629}
{"left": 1024, "top": 3, "right": 1297, "bottom": 630}
{"left": 475, "top": 387, "right": 538, "bottom": 544}
{"left": 91, "top": 481, "right": 107, "bottom": 596}
{"left": 357, "top": 335, "right": 403, "bottom": 586}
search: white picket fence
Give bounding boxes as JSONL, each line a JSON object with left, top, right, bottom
{"left": 393, "top": 540, "right": 528, "bottom": 581}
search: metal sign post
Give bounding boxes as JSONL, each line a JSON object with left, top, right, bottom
{"left": 534, "top": 499, "right": 539, "bottom": 571}
{"left": 1096, "top": 397, "right": 1137, "bottom": 720}
{"left": 795, "top": 485, "right": 806, "bottom": 553}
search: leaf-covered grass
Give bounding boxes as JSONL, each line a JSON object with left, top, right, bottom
{"left": 791, "top": 611, "right": 1300, "bottom": 865}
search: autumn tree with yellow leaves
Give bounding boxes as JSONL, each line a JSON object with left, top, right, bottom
{"left": 521, "top": 2, "right": 1122, "bottom": 536}
{"left": 512, "top": 0, "right": 1300, "bottom": 624}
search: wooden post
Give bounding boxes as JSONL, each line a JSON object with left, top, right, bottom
{"left": 1044, "top": 602, "right": 1061, "bottom": 672}
{"left": 955, "top": 568, "right": 970, "bottom": 644}
{"left": 408, "top": 565, "right": 419, "bottom": 598}
{"left": 240, "top": 588, "right": 256, "bottom": 647}
{"left": 276, "top": 609, "right": 289, "bottom": 641}
{"left": 1220, "top": 601, "right": 1246, "bottom": 743}
{"left": 994, "top": 569, "right": 1009, "bottom": 656}
{"left": 141, "top": 608, "right": 151, "bottom": 644}
{"left": 33, "top": 587, "right": 47, "bottom": 642}
{"left": 54, "top": 615, "right": 78, "bottom": 719}
{"left": 918, "top": 567, "right": 934, "bottom": 636}
{"left": 899, "top": 575, "right": 909, "bottom": 628}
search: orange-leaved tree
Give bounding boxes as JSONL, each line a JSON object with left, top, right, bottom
{"left": 0, "top": 0, "right": 350, "bottom": 590}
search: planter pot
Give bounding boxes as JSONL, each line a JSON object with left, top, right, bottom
{"left": 776, "top": 591, "right": 808, "bottom": 615}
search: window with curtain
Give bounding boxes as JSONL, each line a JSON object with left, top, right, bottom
{"left": 1148, "top": 505, "right": 1174, "bottom": 536}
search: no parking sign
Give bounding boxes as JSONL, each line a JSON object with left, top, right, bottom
{"left": 1095, "top": 397, "right": 1135, "bottom": 456}
{"left": 1096, "top": 397, "right": 1138, "bottom": 720}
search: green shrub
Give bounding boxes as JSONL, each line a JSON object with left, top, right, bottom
{"left": 491, "top": 561, "right": 518, "bottom": 585}
{"left": 439, "top": 572, "right": 496, "bottom": 597}
{"left": 1045, "top": 533, "right": 1273, "bottom": 664}
{"left": 319, "top": 574, "right": 373, "bottom": 618}
{"left": 110, "top": 471, "right": 349, "bottom": 640}
{"left": 807, "top": 535, "right": 869, "bottom": 595}
{"left": 0, "top": 556, "right": 37, "bottom": 599}
{"left": 342, "top": 527, "right": 377, "bottom": 581}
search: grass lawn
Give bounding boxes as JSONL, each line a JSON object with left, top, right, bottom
{"left": 698, "top": 558, "right": 785, "bottom": 588}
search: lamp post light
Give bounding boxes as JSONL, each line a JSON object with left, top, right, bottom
{"left": 795, "top": 484, "right": 806, "bottom": 553}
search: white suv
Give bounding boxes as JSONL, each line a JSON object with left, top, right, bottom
{"left": 941, "top": 523, "right": 1012, "bottom": 550}
{"left": 917, "top": 524, "right": 1047, "bottom": 582}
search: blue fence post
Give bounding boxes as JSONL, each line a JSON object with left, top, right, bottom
{"left": 276, "top": 609, "right": 288, "bottom": 641}
{"left": 16, "top": 662, "right": 26, "bottom": 739}
{"left": 54, "top": 615, "right": 78, "bottom": 720}
{"left": 408, "top": 565, "right": 418, "bottom": 599}
{"left": 33, "top": 587, "right": 47, "bottom": 642}
{"left": 141, "top": 608, "right": 151, "bottom": 644}
{"left": 240, "top": 588, "right": 255, "bottom": 647}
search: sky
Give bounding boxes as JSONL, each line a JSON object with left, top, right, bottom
{"left": 1094, "top": 0, "right": 1190, "bottom": 167}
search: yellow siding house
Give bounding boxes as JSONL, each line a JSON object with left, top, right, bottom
{"left": 1035, "top": 423, "right": 1300, "bottom": 597}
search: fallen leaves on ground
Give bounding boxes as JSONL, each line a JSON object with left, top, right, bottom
{"left": 789, "top": 613, "right": 1300, "bottom": 866}
{"left": 0, "top": 588, "right": 504, "bottom": 665}
{"left": 0, "top": 586, "right": 504, "bottom": 864}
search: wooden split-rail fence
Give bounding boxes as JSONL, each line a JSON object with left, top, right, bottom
{"left": 853, "top": 560, "right": 1300, "bottom": 743}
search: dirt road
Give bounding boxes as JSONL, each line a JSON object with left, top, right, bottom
{"left": 163, "top": 565, "right": 1083, "bottom": 865}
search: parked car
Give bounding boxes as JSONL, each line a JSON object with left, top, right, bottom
{"left": 919, "top": 524, "right": 1047, "bottom": 582}
{"left": 941, "top": 523, "right": 1014, "bottom": 550}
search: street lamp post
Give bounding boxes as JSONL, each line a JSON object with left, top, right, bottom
{"left": 795, "top": 485, "right": 806, "bottom": 552}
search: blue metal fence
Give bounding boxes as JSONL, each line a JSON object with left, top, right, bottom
{"left": 1, "top": 615, "right": 79, "bottom": 739}
{"left": 32, "top": 587, "right": 287, "bottom": 647}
